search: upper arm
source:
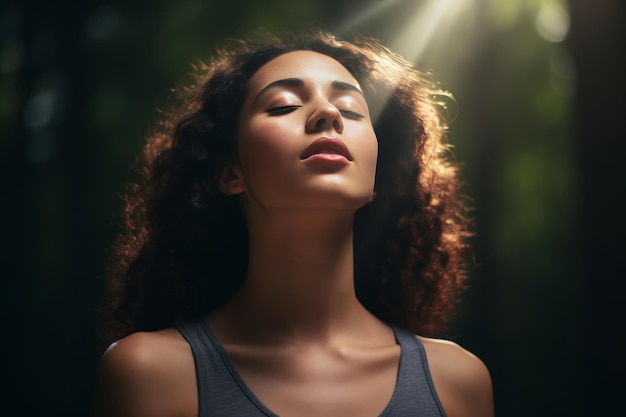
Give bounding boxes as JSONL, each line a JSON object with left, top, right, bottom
{"left": 92, "top": 332, "right": 195, "bottom": 417}
{"left": 419, "top": 337, "right": 494, "bottom": 417}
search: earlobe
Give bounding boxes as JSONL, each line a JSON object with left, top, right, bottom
{"left": 218, "top": 165, "right": 245, "bottom": 195}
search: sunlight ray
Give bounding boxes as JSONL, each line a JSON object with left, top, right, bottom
{"left": 388, "top": 0, "right": 474, "bottom": 64}
{"left": 336, "top": 0, "right": 404, "bottom": 32}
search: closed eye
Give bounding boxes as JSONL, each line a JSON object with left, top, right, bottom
{"left": 267, "top": 105, "right": 301, "bottom": 115}
{"left": 340, "top": 109, "right": 364, "bottom": 119}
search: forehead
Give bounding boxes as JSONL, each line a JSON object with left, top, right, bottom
{"left": 247, "top": 50, "right": 359, "bottom": 92}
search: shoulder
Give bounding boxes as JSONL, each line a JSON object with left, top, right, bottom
{"left": 92, "top": 328, "right": 197, "bottom": 417}
{"left": 417, "top": 336, "right": 494, "bottom": 417}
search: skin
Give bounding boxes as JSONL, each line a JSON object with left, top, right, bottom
{"left": 92, "top": 51, "right": 494, "bottom": 417}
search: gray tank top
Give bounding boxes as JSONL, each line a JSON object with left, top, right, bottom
{"left": 177, "top": 320, "right": 447, "bottom": 416}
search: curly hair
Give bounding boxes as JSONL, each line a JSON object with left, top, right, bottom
{"left": 101, "top": 30, "right": 472, "bottom": 343}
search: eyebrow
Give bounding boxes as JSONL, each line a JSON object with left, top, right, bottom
{"left": 253, "top": 77, "right": 364, "bottom": 102}
{"left": 330, "top": 80, "right": 364, "bottom": 95}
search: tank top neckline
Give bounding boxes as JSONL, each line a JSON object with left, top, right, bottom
{"left": 197, "top": 320, "right": 407, "bottom": 417}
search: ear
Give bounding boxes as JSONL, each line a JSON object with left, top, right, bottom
{"left": 217, "top": 163, "right": 245, "bottom": 195}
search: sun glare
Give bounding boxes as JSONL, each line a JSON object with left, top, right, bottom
{"left": 338, "top": 0, "right": 476, "bottom": 65}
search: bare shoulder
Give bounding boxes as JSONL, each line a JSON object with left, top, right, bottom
{"left": 92, "top": 328, "right": 197, "bottom": 417}
{"left": 417, "top": 336, "right": 494, "bottom": 417}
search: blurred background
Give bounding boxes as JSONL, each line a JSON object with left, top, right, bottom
{"left": 2, "top": 0, "right": 624, "bottom": 415}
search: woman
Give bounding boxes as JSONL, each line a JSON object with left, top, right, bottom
{"left": 92, "top": 30, "right": 494, "bottom": 417}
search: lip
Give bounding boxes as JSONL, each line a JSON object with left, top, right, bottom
{"left": 300, "top": 137, "right": 353, "bottom": 161}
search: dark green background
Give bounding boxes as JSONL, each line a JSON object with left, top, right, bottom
{"left": 3, "top": 0, "right": 624, "bottom": 415}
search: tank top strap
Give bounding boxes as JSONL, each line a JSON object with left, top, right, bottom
{"left": 176, "top": 320, "right": 213, "bottom": 409}
{"left": 387, "top": 325, "right": 448, "bottom": 417}
{"left": 176, "top": 320, "right": 276, "bottom": 417}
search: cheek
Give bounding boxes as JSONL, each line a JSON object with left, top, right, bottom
{"left": 238, "top": 121, "right": 299, "bottom": 169}
{"left": 237, "top": 119, "right": 304, "bottom": 202}
{"left": 360, "top": 127, "right": 379, "bottom": 180}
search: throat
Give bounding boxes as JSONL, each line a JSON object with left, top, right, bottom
{"left": 220, "top": 274, "right": 367, "bottom": 345}
{"left": 216, "top": 208, "right": 368, "bottom": 344}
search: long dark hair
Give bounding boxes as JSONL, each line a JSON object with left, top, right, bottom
{"left": 101, "top": 30, "right": 472, "bottom": 343}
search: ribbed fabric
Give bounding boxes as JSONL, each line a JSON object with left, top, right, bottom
{"left": 177, "top": 320, "right": 447, "bottom": 417}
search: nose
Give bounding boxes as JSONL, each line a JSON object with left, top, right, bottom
{"left": 305, "top": 101, "right": 343, "bottom": 134}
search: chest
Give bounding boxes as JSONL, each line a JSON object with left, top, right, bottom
{"left": 219, "top": 343, "right": 402, "bottom": 417}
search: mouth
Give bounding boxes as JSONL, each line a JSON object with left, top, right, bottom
{"left": 300, "top": 138, "right": 353, "bottom": 161}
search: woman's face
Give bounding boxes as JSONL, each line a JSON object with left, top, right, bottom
{"left": 233, "top": 50, "right": 378, "bottom": 213}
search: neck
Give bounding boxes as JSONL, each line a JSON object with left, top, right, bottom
{"left": 212, "top": 208, "right": 373, "bottom": 345}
